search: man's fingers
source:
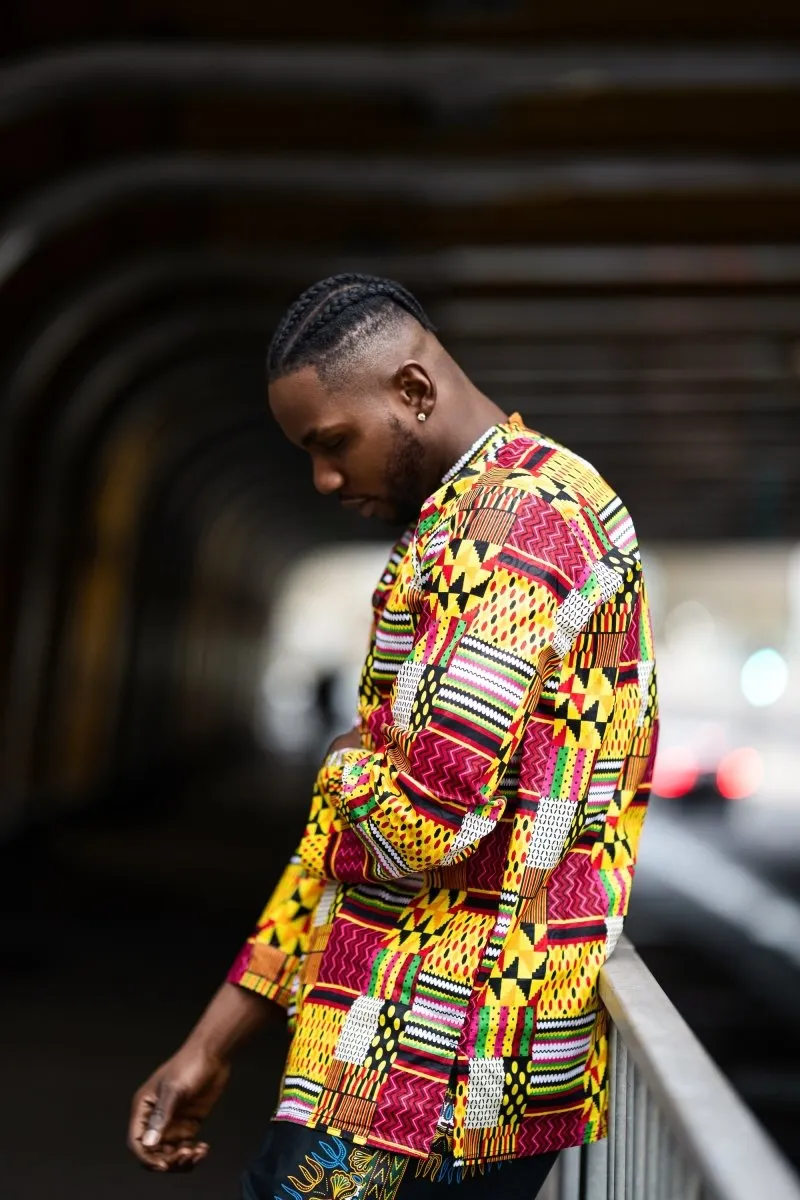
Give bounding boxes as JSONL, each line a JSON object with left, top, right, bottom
{"left": 128, "top": 1086, "right": 206, "bottom": 1171}
{"left": 127, "top": 1066, "right": 216, "bottom": 1173}
{"left": 168, "top": 1139, "right": 209, "bottom": 1172}
{"left": 129, "top": 1088, "right": 155, "bottom": 1142}
{"left": 173, "top": 1142, "right": 205, "bottom": 1172}
{"left": 142, "top": 1081, "right": 179, "bottom": 1148}
{"left": 134, "top": 1138, "right": 209, "bottom": 1174}
{"left": 128, "top": 1091, "right": 160, "bottom": 1163}
{"left": 156, "top": 1141, "right": 193, "bottom": 1171}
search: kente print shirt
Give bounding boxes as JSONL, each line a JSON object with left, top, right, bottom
{"left": 228, "top": 414, "right": 659, "bottom": 1167}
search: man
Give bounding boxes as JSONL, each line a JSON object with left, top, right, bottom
{"left": 129, "top": 274, "right": 659, "bottom": 1197}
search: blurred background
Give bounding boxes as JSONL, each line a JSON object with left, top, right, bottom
{"left": 1, "top": 3, "right": 799, "bottom": 1196}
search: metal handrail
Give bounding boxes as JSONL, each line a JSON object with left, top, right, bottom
{"left": 542, "top": 938, "right": 800, "bottom": 1200}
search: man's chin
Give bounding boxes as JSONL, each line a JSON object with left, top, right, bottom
{"left": 371, "top": 496, "right": 420, "bottom": 526}
{"left": 353, "top": 499, "right": 394, "bottom": 522}
{"left": 372, "top": 509, "right": 401, "bottom": 527}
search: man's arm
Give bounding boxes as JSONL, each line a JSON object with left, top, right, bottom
{"left": 327, "top": 492, "right": 634, "bottom": 879}
{"left": 128, "top": 731, "right": 361, "bottom": 1173}
{"left": 226, "top": 852, "right": 328, "bottom": 1004}
{"left": 227, "top": 726, "right": 362, "bottom": 998}
{"left": 129, "top": 846, "right": 328, "bottom": 1173}
{"left": 128, "top": 980, "right": 281, "bottom": 1171}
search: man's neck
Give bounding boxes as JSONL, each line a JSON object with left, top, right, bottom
{"left": 438, "top": 389, "right": 508, "bottom": 481}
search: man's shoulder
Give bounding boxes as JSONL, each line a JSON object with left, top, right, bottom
{"left": 444, "top": 431, "right": 618, "bottom": 525}
{"left": 496, "top": 429, "right": 638, "bottom": 558}
{"left": 494, "top": 429, "right": 617, "bottom": 507}
{"left": 422, "top": 429, "right": 640, "bottom": 587}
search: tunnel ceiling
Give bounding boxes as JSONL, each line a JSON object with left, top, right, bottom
{"left": 1, "top": 1, "right": 799, "bottom": 821}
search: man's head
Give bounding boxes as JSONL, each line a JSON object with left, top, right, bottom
{"left": 267, "top": 274, "right": 472, "bottom": 525}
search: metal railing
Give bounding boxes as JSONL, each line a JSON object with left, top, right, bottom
{"left": 541, "top": 939, "right": 800, "bottom": 1200}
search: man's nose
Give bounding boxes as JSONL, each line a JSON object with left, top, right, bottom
{"left": 312, "top": 458, "right": 345, "bottom": 497}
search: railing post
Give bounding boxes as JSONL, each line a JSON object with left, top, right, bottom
{"left": 558, "top": 1145, "right": 581, "bottom": 1200}
{"left": 657, "top": 1116, "right": 671, "bottom": 1200}
{"left": 645, "top": 1081, "right": 660, "bottom": 1197}
{"left": 633, "top": 1065, "right": 648, "bottom": 1196}
{"left": 608, "top": 1022, "right": 618, "bottom": 1195}
{"left": 584, "top": 1136, "right": 609, "bottom": 1199}
{"left": 625, "top": 1055, "right": 635, "bottom": 1199}
{"left": 539, "top": 1154, "right": 560, "bottom": 1200}
{"left": 614, "top": 1028, "right": 628, "bottom": 1198}
{"left": 664, "top": 1126, "right": 679, "bottom": 1199}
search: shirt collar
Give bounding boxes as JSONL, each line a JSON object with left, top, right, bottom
{"left": 441, "top": 412, "right": 525, "bottom": 484}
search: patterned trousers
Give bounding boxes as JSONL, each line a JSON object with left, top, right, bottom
{"left": 240, "top": 1122, "right": 558, "bottom": 1199}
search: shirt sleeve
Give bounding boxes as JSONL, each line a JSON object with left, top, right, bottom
{"left": 334, "top": 490, "right": 626, "bottom": 879}
{"left": 226, "top": 754, "right": 351, "bottom": 1005}
{"left": 226, "top": 853, "right": 326, "bottom": 1007}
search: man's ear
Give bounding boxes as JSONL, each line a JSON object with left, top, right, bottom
{"left": 395, "top": 360, "right": 436, "bottom": 420}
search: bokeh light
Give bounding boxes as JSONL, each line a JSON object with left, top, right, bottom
{"left": 740, "top": 648, "right": 789, "bottom": 707}
{"left": 652, "top": 745, "right": 699, "bottom": 799}
{"left": 716, "top": 747, "right": 764, "bottom": 800}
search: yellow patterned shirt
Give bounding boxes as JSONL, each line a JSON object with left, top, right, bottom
{"left": 228, "top": 415, "right": 658, "bottom": 1166}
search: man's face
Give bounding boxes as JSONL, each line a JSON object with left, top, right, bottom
{"left": 269, "top": 365, "right": 433, "bottom": 526}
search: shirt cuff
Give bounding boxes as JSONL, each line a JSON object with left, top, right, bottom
{"left": 319, "top": 746, "right": 370, "bottom": 788}
{"left": 226, "top": 939, "right": 302, "bottom": 1010}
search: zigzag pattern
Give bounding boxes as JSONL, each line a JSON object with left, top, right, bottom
{"left": 546, "top": 851, "right": 605, "bottom": 920}
{"left": 369, "top": 1068, "right": 442, "bottom": 1148}
{"left": 621, "top": 598, "right": 641, "bottom": 660}
{"left": 507, "top": 494, "right": 584, "bottom": 579}
{"left": 519, "top": 724, "right": 552, "bottom": 793}
{"left": 516, "top": 1110, "right": 587, "bottom": 1156}
{"left": 320, "top": 919, "right": 380, "bottom": 989}
{"left": 410, "top": 725, "right": 486, "bottom": 805}
{"left": 495, "top": 436, "right": 542, "bottom": 471}
{"left": 330, "top": 829, "right": 371, "bottom": 884}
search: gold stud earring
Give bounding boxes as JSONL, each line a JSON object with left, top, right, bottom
{"left": 417, "top": 412, "right": 427, "bottom": 423}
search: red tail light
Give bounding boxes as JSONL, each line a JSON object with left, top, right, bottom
{"left": 716, "top": 747, "right": 763, "bottom": 800}
{"left": 652, "top": 747, "right": 699, "bottom": 798}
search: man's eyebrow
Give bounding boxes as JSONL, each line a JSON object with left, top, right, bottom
{"left": 301, "top": 426, "right": 344, "bottom": 449}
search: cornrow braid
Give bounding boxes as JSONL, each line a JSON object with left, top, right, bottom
{"left": 267, "top": 273, "right": 436, "bottom": 384}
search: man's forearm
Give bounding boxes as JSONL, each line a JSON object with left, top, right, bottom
{"left": 183, "top": 981, "right": 284, "bottom": 1062}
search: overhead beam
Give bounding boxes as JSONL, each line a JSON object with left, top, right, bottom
{"left": 1, "top": 44, "right": 799, "bottom": 128}
{"left": 440, "top": 295, "right": 800, "bottom": 335}
{"left": 3, "top": 154, "right": 800, "bottom": 290}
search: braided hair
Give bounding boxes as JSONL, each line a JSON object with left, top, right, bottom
{"left": 267, "top": 273, "right": 436, "bottom": 385}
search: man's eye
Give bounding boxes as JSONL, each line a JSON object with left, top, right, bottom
{"left": 323, "top": 437, "right": 345, "bottom": 453}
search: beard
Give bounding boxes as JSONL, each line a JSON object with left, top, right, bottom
{"left": 384, "top": 416, "right": 429, "bottom": 526}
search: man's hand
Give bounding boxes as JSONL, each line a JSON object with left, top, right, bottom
{"left": 128, "top": 982, "right": 279, "bottom": 1172}
{"left": 128, "top": 1045, "right": 230, "bottom": 1172}
{"left": 326, "top": 726, "right": 363, "bottom": 756}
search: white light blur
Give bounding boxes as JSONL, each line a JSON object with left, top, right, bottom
{"left": 663, "top": 599, "right": 716, "bottom": 651}
{"left": 739, "top": 647, "right": 788, "bottom": 708}
{"left": 256, "top": 542, "right": 391, "bottom": 754}
{"left": 788, "top": 541, "right": 800, "bottom": 654}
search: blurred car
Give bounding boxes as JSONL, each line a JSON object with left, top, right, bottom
{"left": 652, "top": 720, "right": 764, "bottom": 810}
